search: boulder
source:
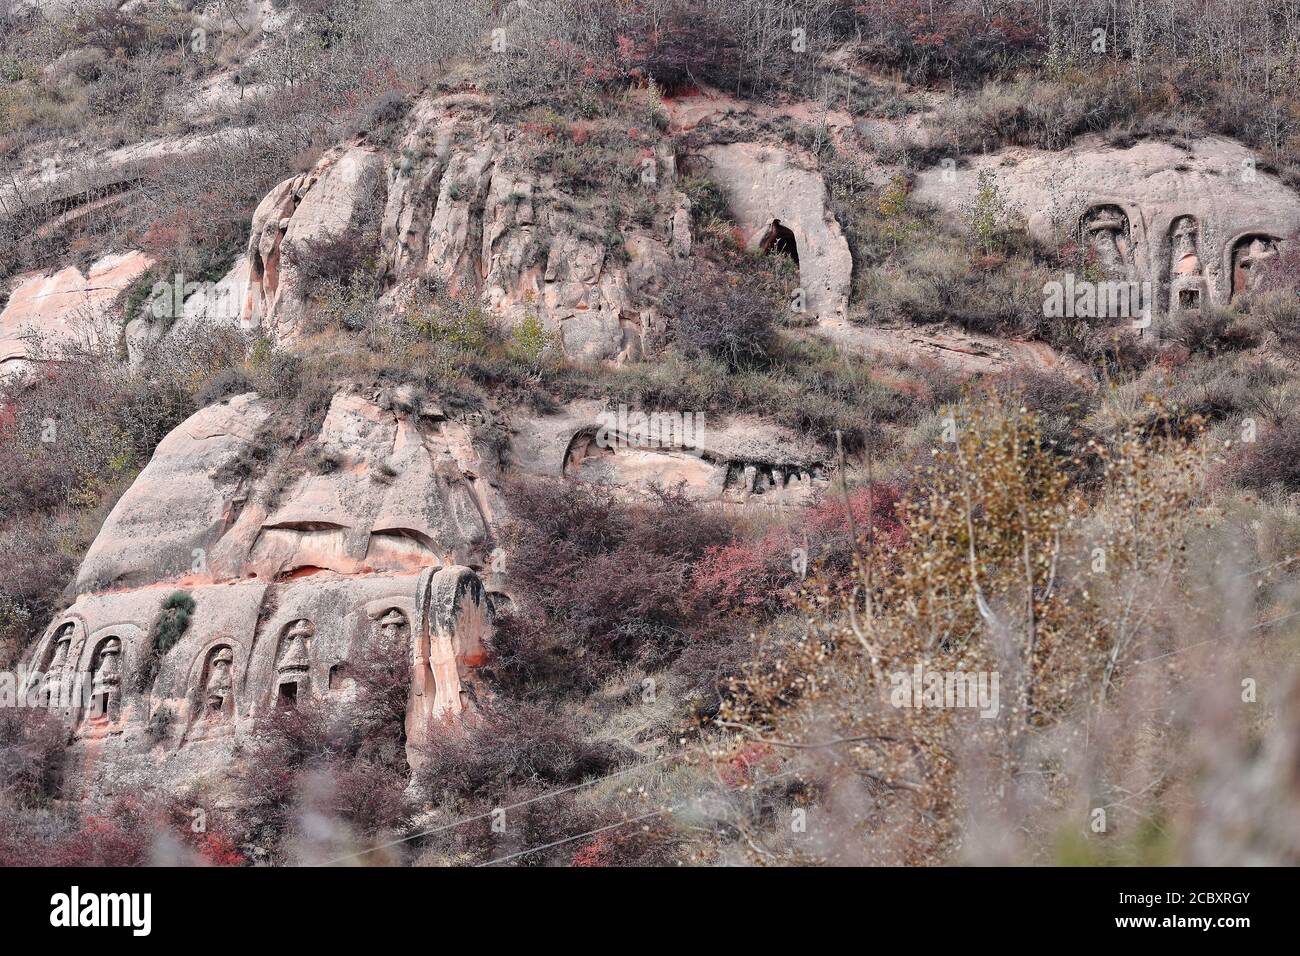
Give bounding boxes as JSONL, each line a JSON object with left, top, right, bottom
{"left": 0, "top": 251, "right": 153, "bottom": 376}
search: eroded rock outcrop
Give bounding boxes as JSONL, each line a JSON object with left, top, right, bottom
{"left": 0, "top": 251, "right": 153, "bottom": 376}
{"left": 694, "top": 142, "right": 854, "bottom": 320}
{"left": 243, "top": 145, "right": 387, "bottom": 339}
{"left": 22, "top": 565, "right": 493, "bottom": 799}
{"left": 221, "top": 93, "right": 693, "bottom": 363}
{"left": 914, "top": 136, "right": 1300, "bottom": 318}
{"left": 78, "top": 388, "right": 503, "bottom": 591}
{"left": 512, "top": 399, "right": 831, "bottom": 509}
{"left": 19, "top": 387, "right": 503, "bottom": 794}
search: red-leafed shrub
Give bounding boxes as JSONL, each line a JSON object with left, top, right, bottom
{"left": 691, "top": 483, "right": 906, "bottom": 618}
{"left": 0, "top": 708, "right": 67, "bottom": 808}
{"left": 0, "top": 795, "right": 247, "bottom": 867}
{"left": 609, "top": 3, "right": 744, "bottom": 92}
{"left": 191, "top": 831, "right": 245, "bottom": 867}
{"left": 718, "top": 743, "right": 779, "bottom": 787}
{"left": 502, "top": 478, "right": 733, "bottom": 668}
{"left": 49, "top": 797, "right": 157, "bottom": 867}
{"left": 570, "top": 822, "right": 678, "bottom": 867}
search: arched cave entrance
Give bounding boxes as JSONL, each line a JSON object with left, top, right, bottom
{"left": 760, "top": 219, "right": 799, "bottom": 265}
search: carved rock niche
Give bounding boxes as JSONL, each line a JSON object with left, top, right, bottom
{"left": 200, "top": 645, "right": 236, "bottom": 722}
{"left": 274, "top": 619, "right": 314, "bottom": 710}
{"left": 87, "top": 636, "right": 123, "bottom": 725}
{"left": 1167, "top": 215, "right": 1205, "bottom": 315}
{"left": 37, "top": 622, "right": 75, "bottom": 708}
{"left": 1230, "top": 234, "right": 1280, "bottom": 300}
{"left": 1080, "top": 204, "right": 1136, "bottom": 280}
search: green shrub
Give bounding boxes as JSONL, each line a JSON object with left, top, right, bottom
{"left": 1168, "top": 306, "right": 1257, "bottom": 355}
{"left": 135, "top": 591, "right": 195, "bottom": 693}
{"left": 506, "top": 314, "right": 561, "bottom": 375}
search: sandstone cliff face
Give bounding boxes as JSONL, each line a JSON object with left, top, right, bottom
{"left": 20, "top": 388, "right": 503, "bottom": 795}
{"left": 243, "top": 145, "right": 388, "bottom": 340}
{"left": 14, "top": 75, "right": 1300, "bottom": 817}
{"left": 511, "top": 399, "right": 831, "bottom": 509}
{"left": 0, "top": 251, "right": 154, "bottom": 375}
{"left": 170, "top": 93, "right": 693, "bottom": 363}
{"left": 15, "top": 369, "right": 845, "bottom": 796}
{"left": 694, "top": 142, "right": 854, "bottom": 319}
{"left": 76, "top": 388, "right": 502, "bottom": 593}
{"left": 172, "top": 91, "right": 856, "bottom": 362}
{"left": 914, "top": 136, "right": 1300, "bottom": 319}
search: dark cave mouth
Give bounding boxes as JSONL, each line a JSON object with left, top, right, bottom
{"left": 760, "top": 219, "right": 799, "bottom": 265}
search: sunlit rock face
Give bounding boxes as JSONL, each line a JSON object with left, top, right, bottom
{"left": 75, "top": 389, "right": 501, "bottom": 593}
{"left": 19, "top": 388, "right": 502, "bottom": 797}
{"left": 512, "top": 399, "right": 831, "bottom": 510}
{"left": 914, "top": 135, "right": 1300, "bottom": 316}
{"left": 179, "top": 92, "right": 693, "bottom": 364}
{"left": 22, "top": 567, "right": 494, "bottom": 799}
{"left": 155, "top": 93, "right": 859, "bottom": 365}
{"left": 243, "top": 145, "right": 388, "bottom": 340}
{"left": 0, "top": 251, "right": 154, "bottom": 376}
{"left": 693, "top": 142, "right": 854, "bottom": 320}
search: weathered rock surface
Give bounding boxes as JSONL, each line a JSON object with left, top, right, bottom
{"left": 210, "top": 92, "right": 696, "bottom": 362}
{"left": 22, "top": 565, "right": 493, "bottom": 801}
{"left": 77, "top": 388, "right": 503, "bottom": 593}
{"left": 512, "top": 399, "right": 831, "bottom": 509}
{"left": 812, "top": 317, "right": 1088, "bottom": 378}
{"left": 20, "top": 387, "right": 503, "bottom": 794}
{"left": 914, "top": 135, "right": 1300, "bottom": 317}
{"left": 694, "top": 142, "right": 854, "bottom": 319}
{"left": 243, "top": 145, "right": 386, "bottom": 339}
{"left": 0, "top": 251, "right": 153, "bottom": 376}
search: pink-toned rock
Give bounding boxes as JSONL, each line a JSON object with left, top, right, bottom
{"left": 913, "top": 135, "right": 1300, "bottom": 315}
{"left": 695, "top": 142, "right": 853, "bottom": 319}
{"left": 243, "top": 146, "right": 385, "bottom": 338}
{"left": 24, "top": 384, "right": 503, "bottom": 795}
{"left": 0, "top": 251, "right": 153, "bottom": 375}
{"left": 22, "top": 566, "right": 494, "bottom": 798}
{"left": 221, "top": 92, "right": 695, "bottom": 363}
{"left": 812, "top": 317, "right": 1089, "bottom": 378}
{"left": 78, "top": 388, "right": 502, "bottom": 594}
{"left": 512, "top": 399, "right": 831, "bottom": 510}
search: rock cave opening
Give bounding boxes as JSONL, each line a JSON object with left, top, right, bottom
{"left": 760, "top": 219, "right": 799, "bottom": 265}
{"left": 1230, "top": 234, "right": 1280, "bottom": 299}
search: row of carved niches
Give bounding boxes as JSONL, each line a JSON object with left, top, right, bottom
{"left": 24, "top": 566, "right": 497, "bottom": 763}
{"left": 720, "top": 461, "right": 828, "bottom": 503}
{"left": 1077, "top": 203, "right": 1282, "bottom": 312}
{"left": 31, "top": 624, "right": 124, "bottom": 731}
{"left": 562, "top": 428, "right": 826, "bottom": 506}
{"left": 26, "top": 607, "right": 408, "bottom": 744}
